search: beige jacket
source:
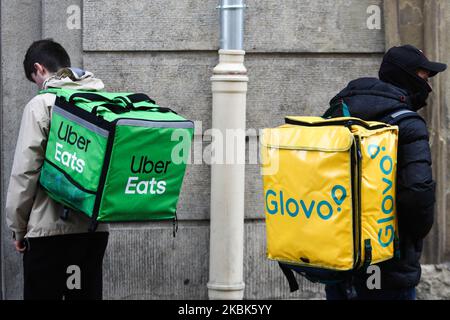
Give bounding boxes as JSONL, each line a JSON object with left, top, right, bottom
{"left": 6, "top": 68, "right": 109, "bottom": 241}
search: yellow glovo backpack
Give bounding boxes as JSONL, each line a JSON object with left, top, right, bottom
{"left": 261, "top": 106, "right": 402, "bottom": 291}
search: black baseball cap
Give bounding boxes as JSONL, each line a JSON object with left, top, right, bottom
{"left": 383, "top": 44, "right": 447, "bottom": 77}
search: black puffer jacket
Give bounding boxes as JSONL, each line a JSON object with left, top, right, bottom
{"left": 328, "top": 77, "right": 436, "bottom": 289}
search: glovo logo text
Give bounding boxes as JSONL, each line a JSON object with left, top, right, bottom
{"left": 265, "top": 185, "right": 347, "bottom": 221}
{"left": 368, "top": 143, "right": 395, "bottom": 248}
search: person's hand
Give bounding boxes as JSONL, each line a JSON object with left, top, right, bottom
{"left": 14, "top": 240, "right": 26, "bottom": 253}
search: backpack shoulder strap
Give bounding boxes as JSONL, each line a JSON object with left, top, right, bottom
{"left": 322, "top": 98, "right": 351, "bottom": 118}
{"left": 278, "top": 262, "right": 299, "bottom": 292}
{"left": 39, "top": 88, "right": 61, "bottom": 95}
{"left": 379, "top": 108, "right": 425, "bottom": 125}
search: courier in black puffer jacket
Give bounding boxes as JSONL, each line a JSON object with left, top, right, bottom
{"left": 324, "top": 45, "right": 447, "bottom": 300}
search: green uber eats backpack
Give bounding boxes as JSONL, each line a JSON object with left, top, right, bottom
{"left": 39, "top": 88, "right": 194, "bottom": 232}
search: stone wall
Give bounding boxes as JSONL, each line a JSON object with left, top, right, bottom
{"left": 417, "top": 264, "right": 450, "bottom": 299}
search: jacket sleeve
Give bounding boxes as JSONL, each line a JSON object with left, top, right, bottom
{"left": 5, "top": 96, "right": 50, "bottom": 241}
{"left": 396, "top": 117, "right": 435, "bottom": 240}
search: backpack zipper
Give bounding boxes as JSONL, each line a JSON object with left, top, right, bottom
{"left": 285, "top": 118, "right": 388, "bottom": 131}
{"left": 353, "top": 135, "right": 363, "bottom": 270}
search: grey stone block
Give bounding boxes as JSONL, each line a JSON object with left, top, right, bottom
{"left": 177, "top": 163, "right": 210, "bottom": 220}
{"left": 42, "top": 0, "right": 83, "bottom": 69}
{"left": 245, "top": 163, "right": 264, "bottom": 219}
{"left": 245, "top": 0, "right": 384, "bottom": 53}
{"left": 417, "top": 263, "right": 450, "bottom": 300}
{"left": 398, "top": 0, "right": 424, "bottom": 48}
{"left": 245, "top": 53, "right": 383, "bottom": 129}
{"left": 83, "top": 0, "right": 384, "bottom": 53}
{"left": 244, "top": 221, "right": 325, "bottom": 299}
{"left": 103, "top": 222, "right": 210, "bottom": 299}
{"left": 102, "top": 220, "right": 324, "bottom": 300}
{"left": 83, "top": 52, "right": 216, "bottom": 130}
{"left": 83, "top": 0, "right": 219, "bottom": 52}
{"left": 1, "top": 0, "right": 43, "bottom": 300}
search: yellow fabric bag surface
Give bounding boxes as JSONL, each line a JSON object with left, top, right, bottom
{"left": 262, "top": 116, "right": 399, "bottom": 271}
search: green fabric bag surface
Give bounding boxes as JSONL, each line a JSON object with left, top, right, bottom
{"left": 39, "top": 88, "right": 193, "bottom": 228}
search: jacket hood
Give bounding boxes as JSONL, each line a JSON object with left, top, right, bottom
{"left": 379, "top": 61, "right": 431, "bottom": 110}
{"left": 43, "top": 67, "right": 104, "bottom": 91}
{"left": 329, "top": 77, "right": 412, "bottom": 120}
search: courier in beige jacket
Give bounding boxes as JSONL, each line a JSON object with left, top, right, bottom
{"left": 6, "top": 67, "right": 109, "bottom": 241}
{"left": 7, "top": 39, "right": 109, "bottom": 300}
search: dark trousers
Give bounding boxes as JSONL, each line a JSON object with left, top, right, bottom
{"left": 325, "top": 281, "right": 416, "bottom": 300}
{"left": 23, "top": 232, "right": 109, "bottom": 300}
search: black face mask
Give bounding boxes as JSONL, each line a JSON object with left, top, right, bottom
{"left": 379, "top": 61, "right": 432, "bottom": 111}
{"left": 409, "top": 89, "right": 430, "bottom": 110}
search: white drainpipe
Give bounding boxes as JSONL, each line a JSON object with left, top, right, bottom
{"left": 207, "top": 0, "right": 248, "bottom": 300}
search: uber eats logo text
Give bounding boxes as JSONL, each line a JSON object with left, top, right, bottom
{"left": 55, "top": 122, "right": 90, "bottom": 173}
{"left": 265, "top": 185, "right": 347, "bottom": 220}
{"left": 368, "top": 144, "right": 395, "bottom": 248}
{"left": 124, "top": 156, "right": 172, "bottom": 195}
